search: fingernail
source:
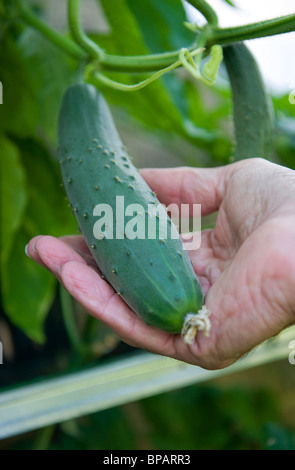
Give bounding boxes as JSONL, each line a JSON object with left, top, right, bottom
{"left": 24, "top": 244, "right": 30, "bottom": 258}
{"left": 32, "top": 241, "right": 39, "bottom": 255}
{"left": 57, "top": 266, "right": 65, "bottom": 287}
{"left": 57, "top": 266, "right": 63, "bottom": 282}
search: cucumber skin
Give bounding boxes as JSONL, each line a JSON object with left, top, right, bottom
{"left": 57, "top": 83, "right": 203, "bottom": 334}
{"left": 223, "top": 43, "right": 274, "bottom": 160}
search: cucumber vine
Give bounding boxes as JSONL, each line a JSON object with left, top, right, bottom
{"left": 87, "top": 48, "right": 205, "bottom": 92}
{"left": 12, "top": 0, "right": 295, "bottom": 92}
{"left": 67, "top": 0, "right": 104, "bottom": 60}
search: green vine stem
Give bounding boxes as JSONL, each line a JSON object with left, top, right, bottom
{"left": 88, "top": 43, "right": 224, "bottom": 92}
{"left": 207, "top": 13, "right": 295, "bottom": 47}
{"left": 179, "top": 45, "right": 223, "bottom": 86}
{"left": 186, "top": 0, "right": 218, "bottom": 26}
{"left": 87, "top": 47, "right": 205, "bottom": 91}
{"left": 67, "top": 0, "right": 104, "bottom": 60}
{"left": 16, "top": 0, "right": 197, "bottom": 71}
{"left": 91, "top": 47, "right": 198, "bottom": 73}
{"left": 17, "top": 0, "right": 86, "bottom": 60}
{"left": 101, "top": 13, "right": 295, "bottom": 71}
{"left": 16, "top": 1, "right": 295, "bottom": 74}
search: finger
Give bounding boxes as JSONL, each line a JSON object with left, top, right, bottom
{"left": 26, "top": 235, "right": 88, "bottom": 277}
{"left": 59, "top": 259, "right": 237, "bottom": 369}
{"left": 59, "top": 235, "right": 90, "bottom": 255}
{"left": 140, "top": 166, "right": 226, "bottom": 216}
{"left": 59, "top": 235, "right": 98, "bottom": 267}
{"left": 25, "top": 235, "right": 50, "bottom": 269}
{"left": 59, "top": 260, "right": 178, "bottom": 356}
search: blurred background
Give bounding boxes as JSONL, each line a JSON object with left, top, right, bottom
{"left": 1, "top": 0, "right": 295, "bottom": 450}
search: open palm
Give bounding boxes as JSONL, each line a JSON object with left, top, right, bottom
{"left": 26, "top": 158, "right": 295, "bottom": 369}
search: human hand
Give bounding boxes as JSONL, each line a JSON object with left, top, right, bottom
{"left": 26, "top": 158, "right": 295, "bottom": 369}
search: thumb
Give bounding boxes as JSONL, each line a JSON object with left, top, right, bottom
{"left": 140, "top": 166, "right": 227, "bottom": 216}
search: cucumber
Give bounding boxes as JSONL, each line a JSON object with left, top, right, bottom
{"left": 57, "top": 83, "right": 209, "bottom": 343}
{"left": 223, "top": 43, "right": 274, "bottom": 160}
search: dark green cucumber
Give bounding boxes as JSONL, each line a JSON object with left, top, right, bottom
{"left": 57, "top": 83, "right": 209, "bottom": 342}
{"left": 223, "top": 43, "right": 274, "bottom": 160}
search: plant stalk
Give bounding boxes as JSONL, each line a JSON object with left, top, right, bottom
{"left": 18, "top": 2, "right": 86, "bottom": 60}
{"left": 207, "top": 13, "right": 295, "bottom": 46}
{"left": 18, "top": 2, "right": 295, "bottom": 73}
{"left": 67, "top": 0, "right": 104, "bottom": 59}
{"left": 186, "top": 0, "right": 218, "bottom": 26}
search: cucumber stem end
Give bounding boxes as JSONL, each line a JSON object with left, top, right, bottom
{"left": 182, "top": 306, "right": 211, "bottom": 345}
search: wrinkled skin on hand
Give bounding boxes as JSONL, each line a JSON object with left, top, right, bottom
{"left": 26, "top": 158, "right": 295, "bottom": 369}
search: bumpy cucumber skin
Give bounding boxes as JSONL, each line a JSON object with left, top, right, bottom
{"left": 223, "top": 43, "right": 274, "bottom": 160}
{"left": 58, "top": 83, "right": 203, "bottom": 334}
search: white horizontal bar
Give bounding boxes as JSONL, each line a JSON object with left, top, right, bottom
{"left": 0, "top": 326, "right": 294, "bottom": 440}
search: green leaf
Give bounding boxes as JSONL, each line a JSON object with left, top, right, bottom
{"left": 18, "top": 138, "right": 77, "bottom": 237}
{"left": 93, "top": 0, "right": 227, "bottom": 157}
{"left": 126, "top": 0, "right": 231, "bottom": 155}
{"left": 1, "top": 137, "right": 77, "bottom": 342}
{"left": 126, "top": 0, "right": 196, "bottom": 123}
{"left": 126, "top": 0, "right": 194, "bottom": 52}
{"left": 18, "top": 29, "right": 76, "bottom": 144}
{"left": 92, "top": 0, "right": 186, "bottom": 137}
{"left": 98, "top": 0, "right": 149, "bottom": 55}
{"left": 0, "top": 37, "right": 38, "bottom": 137}
{"left": 0, "top": 135, "right": 27, "bottom": 264}
{"left": 1, "top": 228, "right": 56, "bottom": 343}
{"left": 92, "top": 0, "right": 212, "bottom": 153}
